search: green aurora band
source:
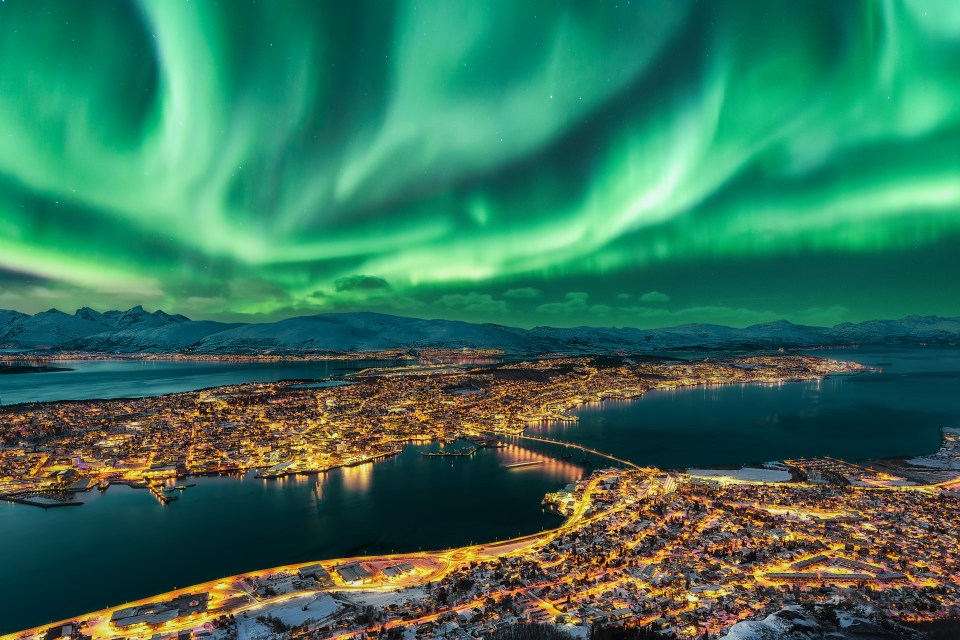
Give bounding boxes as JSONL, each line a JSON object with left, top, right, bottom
{"left": 0, "top": 0, "right": 958, "bottom": 326}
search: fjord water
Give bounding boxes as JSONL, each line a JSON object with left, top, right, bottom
{"left": 0, "top": 442, "right": 580, "bottom": 634}
{"left": 528, "top": 348, "right": 958, "bottom": 468}
{"left": 1, "top": 347, "right": 957, "bottom": 632}
{"left": 0, "top": 358, "right": 407, "bottom": 405}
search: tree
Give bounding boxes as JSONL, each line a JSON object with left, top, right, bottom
{"left": 488, "top": 623, "right": 575, "bottom": 640}
{"left": 589, "top": 624, "right": 677, "bottom": 640}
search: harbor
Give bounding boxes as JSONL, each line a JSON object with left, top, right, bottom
{"left": 0, "top": 441, "right": 576, "bottom": 633}
{"left": 421, "top": 446, "right": 478, "bottom": 458}
{"left": 0, "top": 495, "right": 84, "bottom": 509}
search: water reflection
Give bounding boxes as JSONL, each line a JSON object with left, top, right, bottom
{"left": 0, "top": 441, "right": 566, "bottom": 633}
{"left": 497, "top": 443, "right": 582, "bottom": 484}
{"left": 341, "top": 462, "right": 374, "bottom": 493}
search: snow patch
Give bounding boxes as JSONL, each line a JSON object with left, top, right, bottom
{"left": 688, "top": 467, "right": 792, "bottom": 482}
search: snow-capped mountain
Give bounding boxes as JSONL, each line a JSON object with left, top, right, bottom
{"left": 0, "top": 308, "right": 958, "bottom": 354}
{"left": 0, "top": 306, "right": 198, "bottom": 349}
{"left": 65, "top": 320, "right": 242, "bottom": 353}
{"left": 111, "top": 305, "right": 190, "bottom": 330}
{"left": 190, "top": 312, "right": 533, "bottom": 353}
{"left": 0, "top": 308, "right": 111, "bottom": 348}
{"left": 830, "top": 315, "right": 960, "bottom": 345}
{"left": 0, "top": 309, "right": 29, "bottom": 332}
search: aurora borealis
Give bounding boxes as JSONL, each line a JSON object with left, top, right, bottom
{"left": 1, "top": 1, "right": 959, "bottom": 327}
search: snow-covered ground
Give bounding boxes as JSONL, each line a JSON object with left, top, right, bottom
{"left": 721, "top": 608, "right": 803, "bottom": 639}
{"left": 237, "top": 593, "right": 341, "bottom": 640}
{"left": 905, "top": 457, "right": 959, "bottom": 469}
{"left": 720, "top": 604, "right": 920, "bottom": 639}
{"left": 347, "top": 586, "right": 427, "bottom": 608}
{"left": 905, "top": 428, "right": 960, "bottom": 470}
{"left": 688, "top": 467, "right": 792, "bottom": 483}
{"left": 562, "top": 622, "right": 589, "bottom": 638}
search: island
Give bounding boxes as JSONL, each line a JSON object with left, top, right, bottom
{"left": 0, "top": 355, "right": 864, "bottom": 501}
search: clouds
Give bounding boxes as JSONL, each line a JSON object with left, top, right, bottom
{"left": 615, "top": 291, "right": 671, "bottom": 304}
{"left": 639, "top": 291, "right": 670, "bottom": 303}
{"left": 334, "top": 275, "right": 392, "bottom": 292}
{"left": 504, "top": 287, "right": 541, "bottom": 299}
{"left": 537, "top": 292, "right": 611, "bottom": 317}
{"left": 436, "top": 292, "right": 508, "bottom": 315}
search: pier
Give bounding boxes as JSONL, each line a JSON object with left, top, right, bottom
{"left": 163, "top": 483, "right": 197, "bottom": 493}
{"left": 148, "top": 484, "right": 178, "bottom": 504}
{"left": 421, "top": 446, "right": 478, "bottom": 458}
{"left": 0, "top": 495, "right": 84, "bottom": 509}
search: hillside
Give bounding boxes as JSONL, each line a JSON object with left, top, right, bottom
{"left": 0, "top": 308, "right": 957, "bottom": 354}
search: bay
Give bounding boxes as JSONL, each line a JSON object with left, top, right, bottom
{"left": 527, "top": 347, "right": 958, "bottom": 468}
{"left": 0, "top": 441, "right": 582, "bottom": 633}
{"left": 0, "top": 359, "right": 406, "bottom": 405}
{"left": 2, "top": 347, "right": 957, "bottom": 633}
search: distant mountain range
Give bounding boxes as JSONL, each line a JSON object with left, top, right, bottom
{"left": 0, "top": 307, "right": 958, "bottom": 354}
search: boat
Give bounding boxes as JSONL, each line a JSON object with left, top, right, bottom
{"left": 503, "top": 460, "right": 545, "bottom": 469}
{"left": 163, "top": 483, "right": 197, "bottom": 492}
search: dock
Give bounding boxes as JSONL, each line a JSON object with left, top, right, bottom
{"left": 1, "top": 495, "right": 84, "bottom": 509}
{"left": 421, "top": 447, "right": 478, "bottom": 458}
{"left": 149, "top": 484, "right": 178, "bottom": 504}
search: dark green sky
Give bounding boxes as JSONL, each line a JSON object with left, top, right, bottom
{"left": 0, "top": 0, "right": 958, "bottom": 327}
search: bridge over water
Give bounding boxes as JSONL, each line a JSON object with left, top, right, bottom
{"left": 478, "top": 428, "right": 642, "bottom": 470}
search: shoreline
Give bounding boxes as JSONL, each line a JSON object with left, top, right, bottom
{"left": 5, "top": 361, "right": 941, "bottom": 512}
{"left": 4, "top": 353, "right": 958, "bottom": 635}
{"left": 0, "top": 350, "right": 504, "bottom": 364}
{"left": 6, "top": 444, "right": 960, "bottom": 639}
{"left": 6, "top": 417, "right": 951, "bottom": 513}
{"left": 3, "top": 467, "right": 629, "bottom": 639}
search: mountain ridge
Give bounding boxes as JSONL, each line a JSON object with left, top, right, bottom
{"left": 0, "top": 308, "right": 958, "bottom": 354}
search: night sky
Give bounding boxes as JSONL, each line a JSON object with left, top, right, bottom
{"left": 1, "top": 1, "right": 958, "bottom": 327}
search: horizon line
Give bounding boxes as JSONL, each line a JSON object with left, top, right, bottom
{"left": 2, "top": 305, "right": 958, "bottom": 334}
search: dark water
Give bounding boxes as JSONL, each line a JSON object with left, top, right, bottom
{"left": 527, "top": 348, "right": 959, "bottom": 468}
{"left": 0, "top": 359, "right": 406, "bottom": 405}
{"left": 0, "top": 441, "right": 582, "bottom": 633}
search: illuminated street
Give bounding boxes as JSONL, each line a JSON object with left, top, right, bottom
{"left": 3, "top": 356, "right": 960, "bottom": 639}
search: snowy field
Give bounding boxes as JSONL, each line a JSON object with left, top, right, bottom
{"left": 237, "top": 593, "right": 341, "bottom": 640}
{"left": 905, "top": 456, "right": 960, "bottom": 469}
{"left": 347, "top": 586, "right": 427, "bottom": 609}
{"left": 687, "top": 467, "right": 792, "bottom": 483}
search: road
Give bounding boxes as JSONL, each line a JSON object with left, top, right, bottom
{"left": 3, "top": 468, "right": 651, "bottom": 640}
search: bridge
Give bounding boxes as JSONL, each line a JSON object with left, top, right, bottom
{"left": 480, "top": 429, "right": 642, "bottom": 470}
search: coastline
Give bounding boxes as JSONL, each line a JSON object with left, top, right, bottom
{"left": 4, "top": 352, "right": 960, "bottom": 636}
{"left": 6, "top": 436, "right": 960, "bottom": 639}
{"left": 1, "top": 355, "right": 869, "bottom": 509}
